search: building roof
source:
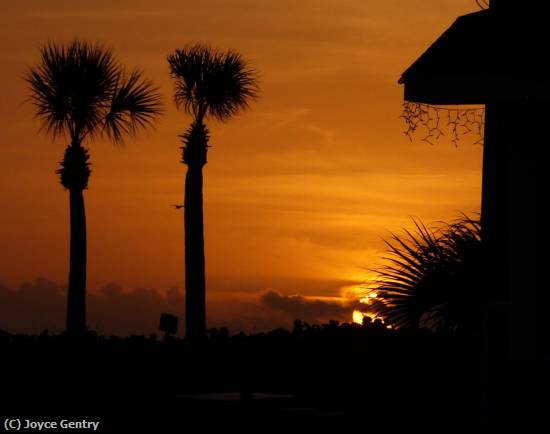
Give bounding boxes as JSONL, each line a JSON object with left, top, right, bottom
{"left": 399, "top": 8, "right": 549, "bottom": 105}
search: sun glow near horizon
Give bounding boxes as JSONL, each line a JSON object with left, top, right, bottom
{"left": 352, "top": 291, "right": 392, "bottom": 327}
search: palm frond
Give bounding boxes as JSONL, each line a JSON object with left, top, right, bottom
{"left": 372, "top": 214, "right": 483, "bottom": 334}
{"left": 26, "top": 40, "right": 119, "bottom": 141}
{"left": 26, "top": 39, "right": 162, "bottom": 144}
{"left": 104, "top": 70, "right": 163, "bottom": 144}
{"left": 167, "top": 44, "right": 259, "bottom": 122}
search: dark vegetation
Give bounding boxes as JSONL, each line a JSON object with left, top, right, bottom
{"left": 1, "top": 321, "right": 480, "bottom": 430}
{"left": 373, "top": 215, "right": 483, "bottom": 335}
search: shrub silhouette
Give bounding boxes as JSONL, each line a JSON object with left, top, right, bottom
{"left": 372, "top": 215, "right": 483, "bottom": 335}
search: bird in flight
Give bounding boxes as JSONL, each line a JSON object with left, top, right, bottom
{"left": 172, "top": 204, "right": 184, "bottom": 209}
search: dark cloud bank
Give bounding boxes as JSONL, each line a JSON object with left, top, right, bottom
{"left": 260, "top": 290, "right": 354, "bottom": 324}
{"left": 0, "top": 279, "right": 355, "bottom": 336}
{"left": 0, "top": 278, "right": 183, "bottom": 336}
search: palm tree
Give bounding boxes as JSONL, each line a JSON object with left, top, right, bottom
{"left": 27, "top": 40, "right": 162, "bottom": 336}
{"left": 371, "top": 215, "right": 484, "bottom": 335}
{"left": 167, "top": 44, "right": 258, "bottom": 339}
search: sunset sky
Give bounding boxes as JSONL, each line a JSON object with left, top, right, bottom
{"left": 0, "top": 0, "right": 484, "bottom": 335}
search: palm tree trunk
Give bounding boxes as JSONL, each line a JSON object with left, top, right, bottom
{"left": 184, "top": 165, "right": 206, "bottom": 339}
{"left": 67, "top": 187, "right": 87, "bottom": 336}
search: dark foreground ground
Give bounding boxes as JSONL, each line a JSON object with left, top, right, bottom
{"left": 0, "top": 323, "right": 545, "bottom": 432}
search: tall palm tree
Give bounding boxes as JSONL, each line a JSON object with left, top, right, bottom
{"left": 167, "top": 44, "right": 258, "bottom": 339}
{"left": 27, "top": 40, "right": 162, "bottom": 336}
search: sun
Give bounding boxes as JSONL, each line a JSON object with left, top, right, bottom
{"left": 352, "top": 294, "right": 393, "bottom": 329}
{"left": 352, "top": 310, "right": 364, "bottom": 324}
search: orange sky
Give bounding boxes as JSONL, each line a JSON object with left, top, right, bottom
{"left": 0, "top": 0, "right": 484, "bottom": 334}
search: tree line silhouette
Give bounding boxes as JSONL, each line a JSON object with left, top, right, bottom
{"left": 0, "top": 319, "right": 482, "bottom": 429}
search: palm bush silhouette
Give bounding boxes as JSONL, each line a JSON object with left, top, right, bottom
{"left": 372, "top": 215, "right": 483, "bottom": 335}
{"left": 27, "top": 40, "right": 162, "bottom": 336}
{"left": 167, "top": 44, "right": 258, "bottom": 339}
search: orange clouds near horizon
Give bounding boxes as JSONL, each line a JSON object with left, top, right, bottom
{"left": 0, "top": 0, "right": 483, "bottom": 333}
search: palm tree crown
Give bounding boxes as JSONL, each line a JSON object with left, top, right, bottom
{"left": 27, "top": 40, "right": 162, "bottom": 145}
{"left": 167, "top": 44, "right": 258, "bottom": 123}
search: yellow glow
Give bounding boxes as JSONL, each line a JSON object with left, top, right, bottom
{"left": 353, "top": 310, "right": 383, "bottom": 324}
{"left": 352, "top": 309, "right": 393, "bottom": 329}
{"left": 359, "top": 291, "right": 378, "bottom": 305}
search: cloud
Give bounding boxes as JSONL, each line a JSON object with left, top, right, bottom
{"left": 206, "top": 298, "right": 291, "bottom": 334}
{"left": 0, "top": 278, "right": 65, "bottom": 334}
{"left": 0, "top": 279, "right": 363, "bottom": 336}
{"left": 0, "top": 278, "right": 184, "bottom": 337}
{"left": 89, "top": 283, "right": 183, "bottom": 337}
{"left": 260, "top": 290, "right": 355, "bottom": 323}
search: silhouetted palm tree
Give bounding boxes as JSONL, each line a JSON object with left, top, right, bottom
{"left": 167, "top": 44, "right": 258, "bottom": 339}
{"left": 27, "top": 40, "right": 162, "bottom": 336}
{"left": 372, "top": 215, "right": 483, "bottom": 335}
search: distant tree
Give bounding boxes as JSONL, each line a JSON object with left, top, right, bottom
{"left": 372, "top": 215, "right": 483, "bottom": 335}
{"left": 167, "top": 44, "right": 258, "bottom": 339}
{"left": 27, "top": 40, "right": 162, "bottom": 336}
